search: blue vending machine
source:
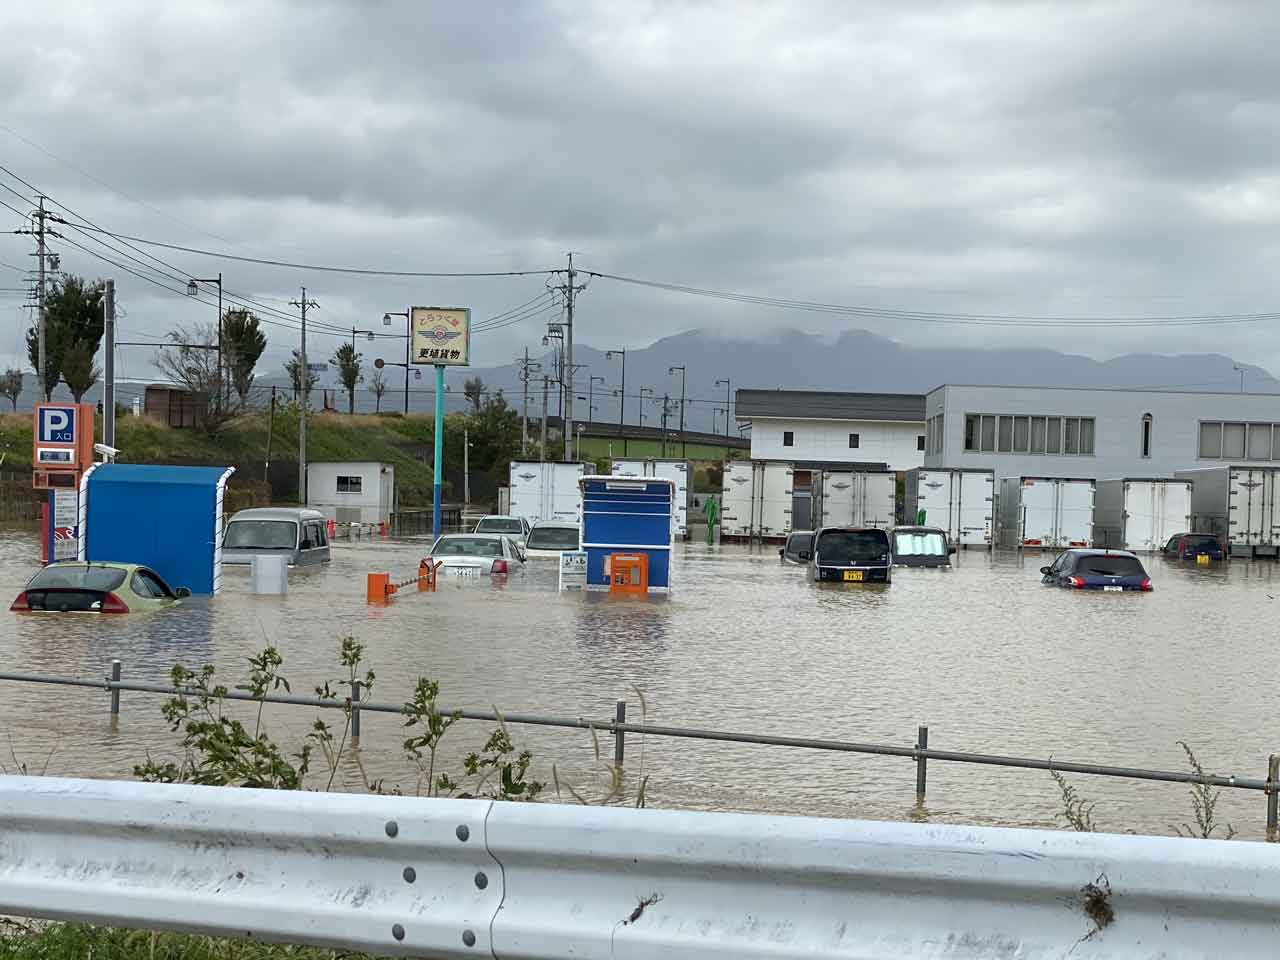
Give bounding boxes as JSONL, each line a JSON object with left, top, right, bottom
{"left": 579, "top": 475, "right": 674, "bottom": 593}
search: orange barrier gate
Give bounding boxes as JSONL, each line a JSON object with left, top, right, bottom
{"left": 366, "top": 559, "right": 442, "bottom": 604}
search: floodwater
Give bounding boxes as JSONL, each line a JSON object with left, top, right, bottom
{"left": 1, "top": 525, "right": 1277, "bottom": 839}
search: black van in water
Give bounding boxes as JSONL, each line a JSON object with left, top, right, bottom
{"left": 810, "top": 527, "right": 892, "bottom": 584}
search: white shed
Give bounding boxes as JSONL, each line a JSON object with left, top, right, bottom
{"left": 306, "top": 462, "right": 396, "bottom": 524}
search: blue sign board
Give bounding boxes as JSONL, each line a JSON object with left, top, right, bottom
{"left": 37, "top": 406, "right": 76, "bottom": 444}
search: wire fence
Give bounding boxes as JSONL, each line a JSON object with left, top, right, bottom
{"left": 1, "top": 663, "right": 1277, "bottom": 837}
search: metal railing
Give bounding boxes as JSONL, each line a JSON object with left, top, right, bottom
{"left": 1, "top": 662, "right": 1277, "bottom": 835}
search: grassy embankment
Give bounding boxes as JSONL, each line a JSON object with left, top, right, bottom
{"left": 0, "top": 922, "right": 359, "bottom": 960}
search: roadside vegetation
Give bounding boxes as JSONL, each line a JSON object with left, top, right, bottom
{"left": 0, "top": 921, "right": 367, "bottom": 960}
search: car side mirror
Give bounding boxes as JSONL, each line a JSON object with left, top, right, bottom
{"left": 1039, "top": 566, "right": 1051, "bottom": 575}
{"left": 175, "top": 587, "right": 191, "bottom": 599}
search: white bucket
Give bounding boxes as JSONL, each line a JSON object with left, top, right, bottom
{"left": 250, "top": 555, "right": 288, "bottom": 595}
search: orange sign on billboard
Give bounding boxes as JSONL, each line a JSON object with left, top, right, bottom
{"left": 32, "top": 403, "right": 95, "bottom": 489}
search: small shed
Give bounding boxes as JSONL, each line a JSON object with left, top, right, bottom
{"left": 78, "top": 463, "right": 235, "bottom": 595}
{"left": 579, "top": 475, "right": 674, "bottom": 593}
{"left": 143, "top": 385, "right": 208, "bottom": 429}
{"left": 306, "top": 461, "right": 396, "bottom": 524}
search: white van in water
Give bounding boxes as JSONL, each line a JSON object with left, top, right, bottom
{"left": 523, "top": 521, "right": 581, "bottom": 559}
{"left": 222, "top": 508, "right": 331, "bottom": 567}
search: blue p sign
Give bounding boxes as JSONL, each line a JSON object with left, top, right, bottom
{"left": 38, "top": 406, "right": 76, "bottom": 444}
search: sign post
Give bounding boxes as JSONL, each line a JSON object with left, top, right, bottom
{"left": 558, "top": 550, "right": 587, "bottom": 591}
{"left": 411, "top": 307, "right": 470, "bottom": 540}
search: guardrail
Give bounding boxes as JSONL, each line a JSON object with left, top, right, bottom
{"left": 0, "top": 665, "right": 1277, "bottom": 835}
{"left": 1, "top": 775, "right": 1278, "bottom": 958}
{"left": 366, "top": 559, "right": 442, "bottom": 603}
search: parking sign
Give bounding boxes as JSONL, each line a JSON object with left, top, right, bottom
{"left": 38, "top": 406, "right": 76, "bottom": 444}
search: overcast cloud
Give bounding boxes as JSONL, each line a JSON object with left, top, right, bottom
{"left": 3, "top": 1, "right": 1280, "bottom": 381}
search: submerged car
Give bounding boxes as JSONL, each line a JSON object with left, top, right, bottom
{"left": 11, "top": 561, "right": 189, "bottom": 613}
{"left": 524, "top": 521, "right": 581, "bottom": 559}
{"left": 779, "top": 531, "right": 814, "bottom": 564}
{"left": 426, "top": 533, "right": 526, "bottom": 578}
{"left": 222, "top": 507, "right": 331, "bottom": 567}
{"left": 810, "top": 527, "right": 892, "bottom": 584}
{"left": 1161, "top": 533, "right": 1224, "bottom": 563}
{"left": 1041, "top": 549, "right": 1152, "bottom": 592}
{"left": 473, "top": 515, "right": 531, "bottom": 548}
{"left": 891, "top": 526, "right": 954, "bottom": 567}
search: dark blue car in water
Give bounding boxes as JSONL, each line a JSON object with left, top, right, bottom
{"left": 1040, "top": 549, "right": 1152, "bottom": 592}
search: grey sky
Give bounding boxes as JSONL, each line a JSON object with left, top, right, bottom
{"left": 3, "top": 1, "right": 1280, "bottom": 381}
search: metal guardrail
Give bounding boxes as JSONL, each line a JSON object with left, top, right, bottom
{"left": 1, "top": 665, "right": 1278, "bottom": 835}
{"left": 2, "top": 775, "right": 1279, "bottom": 958}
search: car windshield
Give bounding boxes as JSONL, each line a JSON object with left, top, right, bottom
{"left": 476, "top": 518, "right": 524, "bottom": 534}
{"left": 894, "top": 531, "right": 947, "bottom": 556}
{"left": 788, "top": 534, "right": 813, "bottom": 554}
{"left": 433, "top": 537, "right": 504, "bottom": 557}
{"left": 224, "top": 520, "right": 297, "bottom": 549}
{"left": 527, "top": 527, "right": 579, "bottom": 550}
{"left": 1077, "top": 555, "right": 1146, "bottom": 577}
{"left": 1184, "top": 535, "right": 1218, "bottom": 548}
{"left": 28, "top": 565, "right": 127, "bottom": 592}
{"left": 816, "top": 530, "right": 889, "bottom": 564}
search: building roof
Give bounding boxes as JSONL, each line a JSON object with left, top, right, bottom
{"left": 735, "top": 389, "right": 925, "bottom": 422}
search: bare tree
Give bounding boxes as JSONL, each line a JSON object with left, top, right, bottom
{"left": 0, "top": 369, "right": 22, "bottom": 411}
{"left": 369, "top": 368, "right": 387, "bottom": 412}
{"left": 155, "top": 323, "right": 233, "bottom": 433}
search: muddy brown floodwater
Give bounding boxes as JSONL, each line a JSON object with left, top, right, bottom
{"left": 1, "top": 525, "right": 1277, "bottom": 838}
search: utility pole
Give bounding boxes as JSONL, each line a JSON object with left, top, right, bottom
{"left": 606, "top": 348, "right": 626, "bottom": 456}
{"left": 103, "top": 280, "right": 115, "bottom": 447}
{"left": 552, "top": 253, "right": 586, "bottom": 462}
{"left": 265, "top": 386, "right": 276, "bottom": 481}
{"left": 668, "top": 365, "right": 686, "bottom": 457}
{"left": 36, "top": 196, "right": 46, "bottom": 400}
{"left": 464, "top": 426, "right": 470, "bottom": 507}
{"left": 540, "top": 375, "right": 549, "bottom": 463}
{"left": 660, "top": 393, "right": 671, "bottom": 458}
{"left": 716, "top": 378, "right": 731, "bottom": 436}
{"left": 290, "top": 287, "right": 318, "bottom": 505}
{"left": 519, "top": 349, "right": 541, "bottom": 456}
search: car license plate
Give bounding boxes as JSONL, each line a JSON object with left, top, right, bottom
{"left": 450, "top": 567, "right": 480, "bottom": 578}
{"left": 1104, "top": 585, "right": 1122, "bottom": 592}
{"left": 843, "top": 570, "right": 864, "bottom": 582}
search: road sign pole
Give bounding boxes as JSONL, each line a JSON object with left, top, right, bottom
{"left": 432, "top": 364, "right": 444, "bottom": 540}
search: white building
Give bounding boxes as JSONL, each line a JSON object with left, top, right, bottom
{"left": 924, "top": 384, "right": 1280, "bottom": 480}
{"left": 735, "top": 390, "right": 926, "bottom": 471}
{"left": 306, "top": 461, "right": 396, "bottom": 524}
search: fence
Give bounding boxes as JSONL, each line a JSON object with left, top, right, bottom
{"left": 1, "top": 664, "right": 1277, "bottom": 836}
{"left": 2, "top": 774, "right": 1279, "bottom": 958}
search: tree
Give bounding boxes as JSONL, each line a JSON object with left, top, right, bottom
{"left": 0, "top": 369, "right": 21, "bottom": 410}
{"left": 285, "top": 350, "right": 318, "bottom": 401}
{"left": 60, "top": 341, "right": 100, "bottom": 403}
{"left": 369, "top": 368, "right": 387, "bottom": 412}
{"left": 330, "top": 343, "right": 362, "bottom": 414}
{"left": 155, "top": 323, "right": 231, "bottom": 433}
{"left": 25, "top": 275, "right": 105, "bottom": 400}
{"left": 222, "top": 309, "right": 267, "bottom": 405}
{"left": 464, "top": 376, "right": 485, "bottom": 413}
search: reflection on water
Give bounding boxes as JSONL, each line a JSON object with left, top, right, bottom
{"left": 0, "top": 525, "right": 1275, "bottom": 838}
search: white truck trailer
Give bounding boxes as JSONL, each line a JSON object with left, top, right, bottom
{"left": 720, "top": 461, "right": 793, "bottom": 540}
{"left": 1094, "top": 478, "right": 1192, "bottom": 552}
{"left": 611, "top": 458, "right": 691, "bottom": 538}
{"left": 815, "top": 471, "right": 896, "bottom": 529}
{"left": 998, "top": 476, "right": 1095, "bottom": 549}
{"left": 903, "top": 468, "right": 995, "bottom": 548}
{"left": 1176, "top": 465, "right": 1280, "bottom": 557}
{"left": 508, "top": 461, "right": 588, "bottom": 525}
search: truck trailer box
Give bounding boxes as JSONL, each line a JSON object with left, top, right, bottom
{"left": 816, "top": 471, "right": 896, "bottom": 529}
{"left": 719, "top": 461, "right": 793, "bottom": 540}
{"left": 1177, "top": 465, "right": 1280, "bottom": 552}
{"left": 610, "top": 458, "right": 691, "bottom": 539}
{"left": 998, "top": 476, "right": 1095, "bottom": 549}
{"left": 904, "top": 468, "right": 994, "bottom": 547}
{"left": 508, "top": 461, "right": 589, "bottom": 525}
{"left": 1094, "top": 478, "right": 1192, "bottom": 552}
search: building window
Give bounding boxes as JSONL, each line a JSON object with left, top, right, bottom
{"left": 997, "top": 415, "right": 1013, "bottom": 452}
{"left": 917, "top": 434, "right": 925, "bottom": 452}
{"left": 1223, "top": 422, "right": 1246, "bottom": 459}
{"left": 960, "top": 413, "right": 1093, "bottom": 455}
{"left": 1013, "top": 416, "right": 1030, "bottom": 453}
{"left": 980, "top": 415, "right": 996, "bottom": 452}
{"left": 848, "top": 433, "right": 859, "bottom": 449}
{"left": 1199, "top": 422, "right": 1222, "bottom": 458}
{"left": 1199, "top": 420, "right": 1280, "bottom": 461}
{"left": 1141, "top": 413, "right": 1152, "bottom": 458}
{"left": 337, "top": 475, "right": 363, "bottom": 493}
{"left": 783, "top": 431, "right": 794, "bottom": 447}
{"left": 1249, "top": 423, "right": 1272, "bottom": 460}
{"left": 965, "top": 414, "right": 980, "bottom": 451}
{"left": 1030, "top": 416, "right": 1046, "bottom": 454}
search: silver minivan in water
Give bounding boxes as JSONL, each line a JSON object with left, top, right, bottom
{"left": 222, "top": 507, "right": 332, "bottom": 567}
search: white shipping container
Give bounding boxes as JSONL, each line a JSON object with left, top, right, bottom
{"left": 904, "top": 468, "right": 994, "bottom": 546}
{"left": 1177, "top": 465, "right": 1280, "bottom": 549}
{"left": 1094, "top": 479, "right": 1191, "bottom": 552}
{"left": 719, "top": 461, "right": 792, "bottom": 539}
{"left": 611, "top": 459, "right": 691, "bottom": 538}
{"left": 1000, "top": 477, "right": 1095, "bottom": 549}
{"left": 819, "top": 472, "right": 896, "bottom": 528}
{"left": 508, "top": 461, "right": 588, "bottom": 525}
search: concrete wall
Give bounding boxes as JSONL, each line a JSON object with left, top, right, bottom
{"left": 748, "top": 418, "right": 925, "bottom": 471}
{"left": 925, "top": 384, "right": 1280, "bottom": 481}
{"left": 306, "top": 461, "right": 395, "bottom": 524}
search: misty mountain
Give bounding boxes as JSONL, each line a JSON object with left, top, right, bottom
{"left": 7, "top": 329, "right": 1277, "bottom": 434}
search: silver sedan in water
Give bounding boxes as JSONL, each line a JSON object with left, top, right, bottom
{"left": 427, "top": 533, "right": 526, "bottom": 579}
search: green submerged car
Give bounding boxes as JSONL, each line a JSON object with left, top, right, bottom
{"left": 10, "top": 561, "right": 190, "bottom": 614}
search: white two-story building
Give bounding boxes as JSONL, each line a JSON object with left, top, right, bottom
{"left": 735, "top": 389, "right": 926, "bottom": 471}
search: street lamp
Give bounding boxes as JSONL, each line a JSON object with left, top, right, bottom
{"left": 716, "top": 378, "right": 731, "bottom": 437}
{"left": 382, "top": 311, "right": 411, "bottom": 414}
{"left": 1234, "top": 364, "right": 1246, "bottom": 393}
{"left": 606, "top": 349, "right": 627, "bottom": 454}
{"left": 588, "top": 375, "right": 605, "bottom": 424}
{"left": 638, "top": 386, "right": 654, "bottom": 427}
{"left": 668, "top": 365, "right": 686, "bottom": 456}
{"left": 187, "top": 274, "right": 223, "bottom": 404}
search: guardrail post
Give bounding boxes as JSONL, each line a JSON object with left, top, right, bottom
{"left": 915, "top": 724, "right": 928, "bottom": 802}
{"left": 351, "top": 679, "right": 362, "bottom": 742}
{"left": 1268, "top": 754, "right": 1279, "bottom": 840}
{"left": 110, "top": 660, "right": 122, "bottom": 717}
{"left": 614, "top": 700, "right": 626, "bottom": 767}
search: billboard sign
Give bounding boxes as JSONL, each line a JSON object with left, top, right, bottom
{"left": 52, "top": 489, "right": 78, "bottom": 560}
{"left": 558, "top": 550, "right": 587, "bottom": 591}
{"left": 38, "top": 406, "right": 76, "bottom": 444}
{"left": 33, "top": 403, "right": 95, "bottom": 488}
{"left": 411, "top": 307, "right": 470, "bottom": 366}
